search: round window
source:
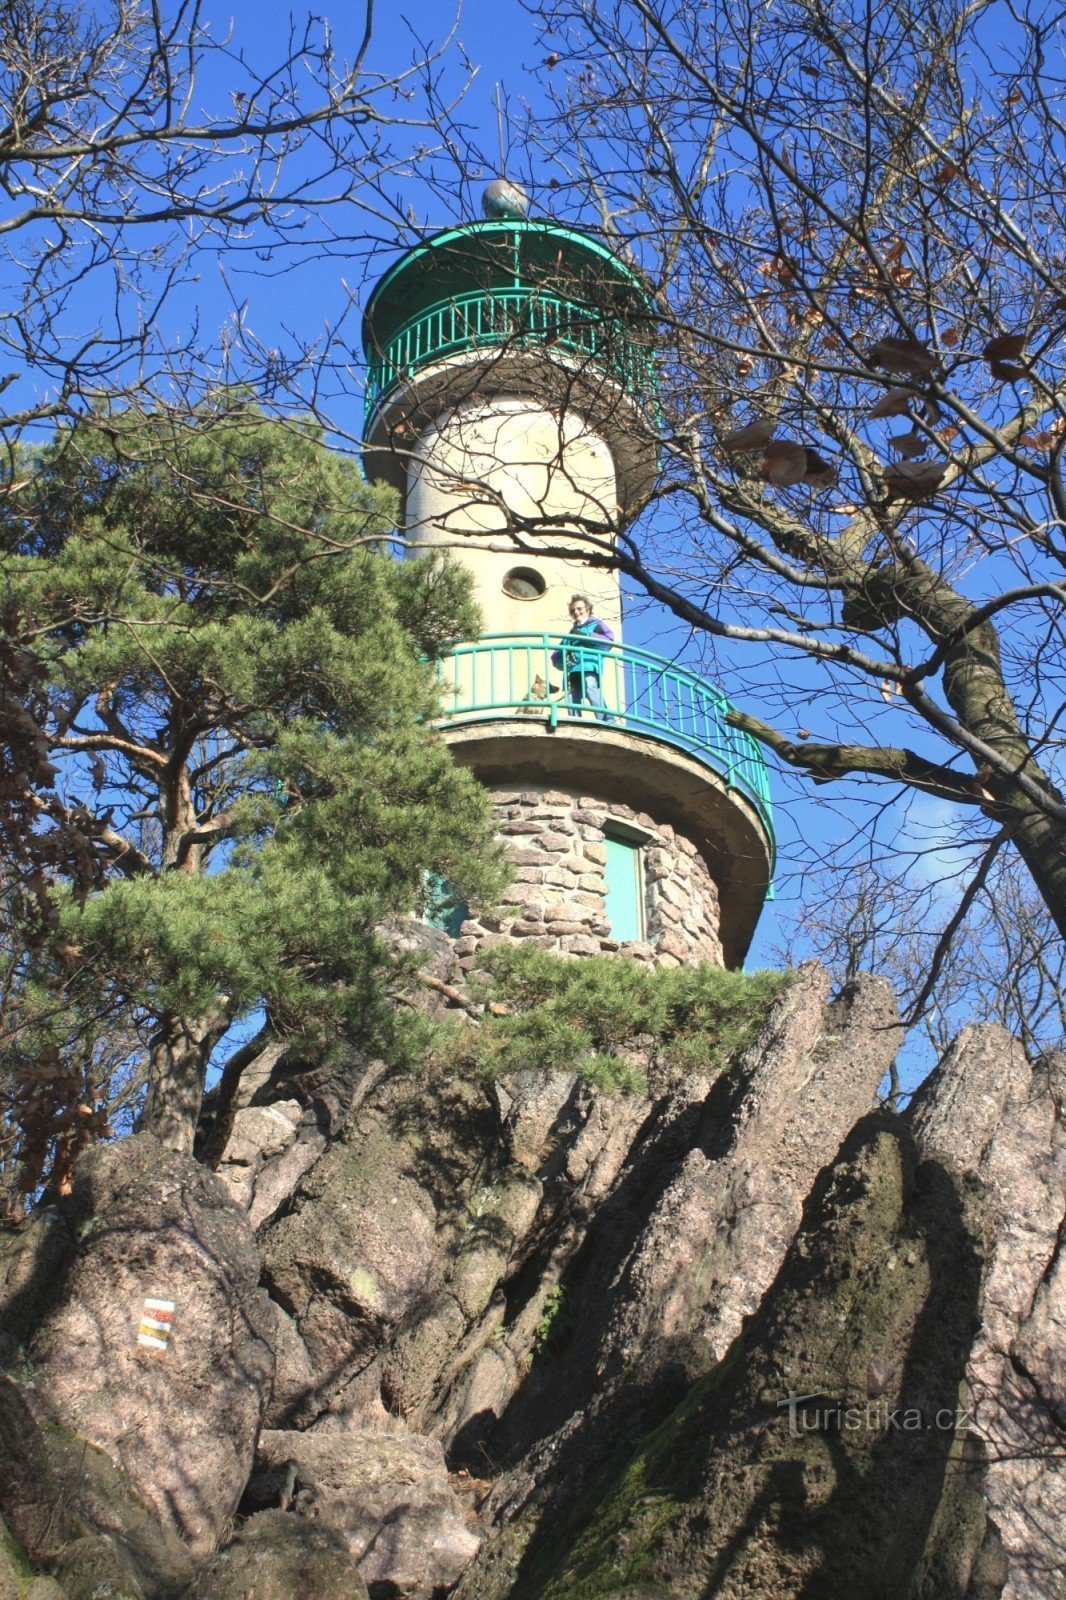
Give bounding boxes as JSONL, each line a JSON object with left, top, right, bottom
{"left": 502, "top": 566, "right": 547, "bottom": 601}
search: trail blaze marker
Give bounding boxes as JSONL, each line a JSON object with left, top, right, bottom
{"left": 138, "top": 1297, "right": 175, "bottom": 1352}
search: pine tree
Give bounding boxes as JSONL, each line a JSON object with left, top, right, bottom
{"left": 0, "top": 397, "right": 503, "bottom": 1167}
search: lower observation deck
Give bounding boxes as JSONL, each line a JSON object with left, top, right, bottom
{"left": 434, "top": 635, "right": 775, "bottom": 965}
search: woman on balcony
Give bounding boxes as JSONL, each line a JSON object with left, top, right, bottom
{"left": 552, "top": 595, "right": 615, "bottom": 721}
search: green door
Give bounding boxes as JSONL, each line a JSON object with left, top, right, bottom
{"left": 604, "top": 834, "right": 645, "bottom": 943}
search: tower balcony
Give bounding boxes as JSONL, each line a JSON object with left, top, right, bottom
{"left": 434, "top": 634, "right": 775, "bottom": 965}
{"left": 364, "top": 285, "right": 655, "bottom": 434}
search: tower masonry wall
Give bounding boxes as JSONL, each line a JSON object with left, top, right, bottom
{"left": 454, "top": 786, "right": 724, "bottom": 971}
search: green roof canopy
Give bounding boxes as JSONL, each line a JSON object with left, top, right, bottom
{"left": 361, "top": 218, "right": 654, "bottom": 360}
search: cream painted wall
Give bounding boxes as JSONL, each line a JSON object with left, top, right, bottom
{"left": 406, "top": 396, "right": 623, "bottom": 643}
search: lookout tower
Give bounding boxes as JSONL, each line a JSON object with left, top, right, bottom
{"left": 362, "top": 194, "right": 774, "bottom": 968}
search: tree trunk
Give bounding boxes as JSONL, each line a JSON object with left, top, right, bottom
{"left": 1006, "top": 802, "right": 1066, "bottom": 948}
{"left": 140, "top": 1012, "right": 230, "bottom": 1154}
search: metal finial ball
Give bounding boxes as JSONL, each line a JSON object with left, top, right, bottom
{"left": 482, "top": 178, "right": 530, "bottom": 219}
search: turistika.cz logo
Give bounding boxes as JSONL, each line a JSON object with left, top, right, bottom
{"left": 778, "top": 1391, "right": 974, "bottom": 1439}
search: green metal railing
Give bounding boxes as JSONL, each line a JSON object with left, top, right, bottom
{"left": 365, "top": 289, "right": 655, "bottom": 426}
{"left": 435, "top": 634, "right": 775, "bottom": 859}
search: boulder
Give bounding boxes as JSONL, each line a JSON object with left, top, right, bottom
{"left": 23, "top": 1580, "right": 69, "bottom": 1600}
{"left": 0, "top": 1210, "right": 76, "bottom": 1365}
{"left": 591, "top": 966, "right": 902, "bottom": 1382}
{"left": 0, "top": 1374, "right": 79, "bottom": 1564}
{"left": 0, "top": 1547, "right": 17, "bottom": 1600}
{"left": 250, "top": 1429, "right": 480, "bottom": 1597}
{"left": 455, "top": 1116, "right": 989, "bottom": 1600}
{"left": 0, "top": 1373, "right": 192, "bottom": 1597}
{"left": 259, "top": 1073, "right": 498, "bottom": 1418}
{"left": 54, "top": 1535, "right": 144, "bottom": 1600}
{"left": 27, "top": 1136, "right": 274, "bottom": 1557}
{"left": 260, "top": 1300, "right": 317, "bottom": 1429}
{"left": 43, "top": 1431, "right": 195, "bottom": 1598}
{"left": 184, "top": 1511, "right": 369, "bottom": 1600}
{"left": 213, "top": 1100, "right": 304, "bottom": 1214}
{"left": 911, "top": 1030, "right": 1066, "bottom": 1600}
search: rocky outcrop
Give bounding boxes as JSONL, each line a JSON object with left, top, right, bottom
{"left": 25, "top": 1136, "right": 275, "bottom": 1557}
{"left": 910, "top": 1028, "right": 1066, "bottom": 1600}
{"left": 246, "top": 966, "right": 899, "bottom": 1469}
{"left": 4, "top": 961, "right": 1062, "bottom": 1600}
{"left": 454, "top": 1115, "right": 989, "bottom": 1600}
{"left": 588, "top": 965, "right": 902, "bottom": 1382}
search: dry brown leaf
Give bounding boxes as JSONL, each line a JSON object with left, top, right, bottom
{"left": 868, "top": 336, "right": 938, "bottom": 377}
{"left": 932, "top": 161, "right": 961, "bottom": 187}
{"left": 869, "top": 387, "right": 919, "bottom": 419}
{"left": 889, "top": 430, "right": 928, "bottom": 458}
{"left": 983, "top": 332, "right": 1027, "bottom": 362}
{"left": 1019, "top": 430, "right": 1058, "bottom": 451}
{"left": 722, "top": 418, "right": 775, "bottom": 451}
{"left": 884, "top": 460, "right": 947, "bottom": 500}
{"left": 735, "top": 356, "right": 755, "bottom": 375}
{"left": 759, "top": 439, "right": 808, "bottom": 486}
{"left": 941, "top": 327, "right": 960, "bottom": 347}
{"left": 990, "top": 361, "right": 1027, "bottom": 382}
{"left": 803, "top": 449, "right": 837, "bottom": 489}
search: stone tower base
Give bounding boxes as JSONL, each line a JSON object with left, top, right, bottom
{"left": 454, "top": 786, "right": 724, "bottom": 971}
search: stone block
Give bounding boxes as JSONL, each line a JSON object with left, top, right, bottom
{"left": 531, "top": 831, "right": 573, "bottom": 854}
{"left": 645, "top": 848, "right": 673, "bottom": 879}
{"left": 546, "top": 922, "right": 589, "bottom": 937}
{"left": 578, "top": 874, "right": 605, "bottom": 893}
{"left": 572, "top": 808, "right": 603, "bottom": 826}
{"left": 543, "top": 900, "right": 595, "bottom": 924}
{"left": 500, "top": 820, "right": 542, "bottom": 835}
{"left": 561, "top": 934, "right": 602, "bottom": 954}
{"left": 508, "top": 849, "right": 545, "bottom": 867}
{"left": 542, "top": 789, "right": 573, "bottom": 804}
{"left": 620, "top": 941, "right": 656, "bottom": 961}
{"left": 505, "top": 881, "right": 547, "bottom": 905}
{"left": 656, "top": 877, "right": 691, "bottom": 911}
{"left": 583, "top": 842, "right": 607, "bottom": 865}
{"left": 656, "top": 930, "right": 691, "bottom": 961}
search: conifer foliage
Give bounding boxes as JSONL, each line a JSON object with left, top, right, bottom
{"left": 0, "top": 398, "right": 502, "bottom": 1179}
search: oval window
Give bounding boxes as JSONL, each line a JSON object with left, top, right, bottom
{"left": 502, "top": 566, "right": 547, "bottom": 601}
